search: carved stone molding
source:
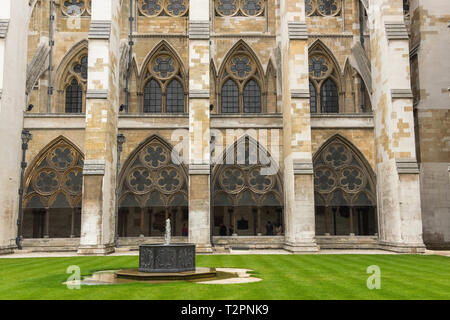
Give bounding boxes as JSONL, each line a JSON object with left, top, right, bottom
{"left": 396, "top": 159, "right": 419, "bottom": 174}
{"left": 391, "top": 89, "right": 413, "bottom": 99}
{"left": 0, "top": 19, "right": 9, "bottom": 38}
{"left": 288, "top": 22, "right": 308, "bottom": 40}
{"left": 189, "top": 21, "right": 210, "bottom": 40}
{"left": 293, "top": 160, "right": 314, "bottom": 175}
{"left": 88, "top": 20, "right": 111, "bottom": 40}
{"left": 189, "top": 89, "right": 210, "bottom": 99}
{"left": 385, "top": 22, "right": 409, "bottom": 40}
{"left": 189, "top": 163, "right": 210, "bottom": 175}
{"left": 83, "top": 160, "right": 106, "bottom": 175}
{"left": 86, "top": 89, "right": 109, "bottom": 99}
{"left": 290, "top": 89, "right": 310, "bottom": 99}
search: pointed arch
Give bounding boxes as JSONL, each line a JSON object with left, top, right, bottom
{"left": 54, "top": 40, "right": 89, "bottom": 89}
{"left": 309, "top": 40, "right": 343, "bottom": 113}
{"left": 117, "top": 134, "right": 189, "bottom": 237}
{"left": 22, "top": 136, "right": 84, "bottom": 238}
{"left": 217, "top": 40, "right": 266, "bottom": 114}
{"left": 210, "top": 59, "right": 218, "bottom": 113}
{"left": 313, "top": 134, "right": 377, "bottom": 236}
{"left": 139, "top": 41, "right": 187, "bottom": 113}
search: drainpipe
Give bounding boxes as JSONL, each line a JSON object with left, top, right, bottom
{"left": 47, "top": 0, "right": 54, "bottom": 113}
{"left": 16, "top": 130, "right": 33, "bottom": 250}
{"left": 124, "top": 0, "right": 134, "bottom": 113}
{"left": 115, "top": 134, "right": 126, "bottom": 248}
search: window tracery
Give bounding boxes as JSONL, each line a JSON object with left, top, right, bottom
{"left": 62, "top": 0, "right": 91, "bottom": 17}
{"left": 138, "top": 0, "right": 188, "bottom": 17}
{"left": 306, "top": 0, "right": 341, "bottom": 17}
{"left": 215, "top": 0, "right": 265, "bottom": 17}
{"left": 63, "top": 53, "right": 87, "bottom": 113}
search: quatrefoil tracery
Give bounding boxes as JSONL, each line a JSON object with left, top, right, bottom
{"left": 62, "top": 0, "right": 92, "bottom": 17}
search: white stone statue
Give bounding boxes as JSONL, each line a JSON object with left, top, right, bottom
{"left": 165, "top": 218, "right": 171, "bottom": 245}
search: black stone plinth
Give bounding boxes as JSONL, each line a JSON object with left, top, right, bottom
{"left": 139, "top": 244, "right": 196, "bottom": 273}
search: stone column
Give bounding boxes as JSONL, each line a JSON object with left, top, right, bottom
{"left": 0, "top": 0, "right": 29, "bottom": 255}
{"left": 367, "top": 0, "right": 425, "bottom": 252}
{"left": 78, "top": 0, "right": 121, "bottom": 255}
{"left": 279, "top": 0, "right": 318, "bottom": 252}
{"left": 187, "top": 0, "right": 212, "bottom": 253}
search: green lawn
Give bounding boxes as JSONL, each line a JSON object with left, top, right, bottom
{"left": 0, "top": 254, "right": 448, "bottom": 300}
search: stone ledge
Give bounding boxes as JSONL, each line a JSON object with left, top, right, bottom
{"left": 288, "top": 22, "right": 308, "bottom": 40}
{"left": 88, "top": 20, "right": 111, "bottom": 39}
{"left": 385, "top": 22, "right": 409, "bottom": 40}
{"left": 290, "top": 89, "right": 309, "bottom": 99}
{"left": 396, "top": 158, "right": 420, "bottom": 174}
{"left": 293, "top": 160, "right": 314, "bottom": 175}
{"left": 391, "top": 89, "right": 413, "bottom": 99}
{"left": 189, "top": 89, "right": 210, "bottom": 99}
{"left": 83, "top": 160, "right": 106, "bottom": 175}
{"left": 86, "top": 89, "right": 109, "bottom": 99}
{"left": 0, "top": 19, "right": 9, "bottom": 38}
{"left": 189, "top": 163, "right": 210, "bottom": 175}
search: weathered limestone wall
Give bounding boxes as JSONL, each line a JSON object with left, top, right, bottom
{"left": 0, "top": 0, "right": 30, "bottom": 254}
{"left": 410, "top": 0, "right": 450, "bottom": 249}
{"left": 368, "top": 0, "right": 425, "bottom": 252}
{"left": 279, "top": 0, "right": 317, "bottom": 252}
{"left": 78, "top": 0, "right": 121, "bottom": 255}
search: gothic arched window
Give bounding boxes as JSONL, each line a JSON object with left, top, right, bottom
{"left": 141, "top": 43, "right": 186, "bottom": 113}
{"left": 65, "top": 79, "right": 83, "bottom": 113}
{"left": 321, "top": 79, "right": 339, "bottom": 113}
{"left": 306, "top": 0, "right": 341, "bottom": 17}
{"left": 144, "top": 79, "right": 162, "bottom": 113}
{"left": 63, "top": 54, "right": 87, "bottom": 113}
{"left": 308, "top": 43, "right": 341, "bottom": 114}
{"left": 243, "top": 79, "right": 261, "bottom": 113}
{"left": 216, "top": 0, "right": 265, "bottom": 17}
{"left": 218, "top": 42, "right": 265, "bottom": 114}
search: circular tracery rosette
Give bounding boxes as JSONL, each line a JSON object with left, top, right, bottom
{"left": 215, "top": 0, "right": 240, "bottom": 17}
{"left": 127, "top": 167, "right": 154, "bottom": 195}
{"left": 139, "top": 143, "right": 170, "bottom": 169}
{"left": 46, "top": 145, "right": 78, "bottom": 171}
{"left": 316, "top": 0, "right": 341, "bottom": 17}
{"left": 309, "top": 54, "right": 332, "bottom": 80}
{"left": 138, "top": 0, "right": 164, "bottom": 17}
{"left": 314, "top": 166, "right": 337, "bottom": 193}
{"left": 62, "top": 0, "right": 87, "bottom": 17}
{"left": 219, "top": 167, "right": 246, "bottom": 194}
{"left": 33, "top": 168, "right": 60, "bottom": 196}
{"left": 151, "top": 54, "right": 178, "bottom": 80}
{"left": 156, "top": 166, "right": 183, "bottom": 194}
{"left": 305, "top": 0, "right": 317, "bottom": 16}
{"left": 61, "top": 167, "right": 83, "bottom": 195}
{"left": 227, "top": 54, "right": 255, "bottom": 80}
{"left": 322, "top": 143, "right": 352, "bottom": 168}
{"left": 164, "top": 0, "right": 188, "bottom": 17}
{"left": 247, "top": 166, "right": 275, "bottom": 194}
{"left": 339, "top": 166, "right": 365, "bottom": 193}
{"left": 239, "top": 0, "right": 264, "bottom": 17}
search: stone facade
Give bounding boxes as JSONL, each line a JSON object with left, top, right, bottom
{"left": 0, "top": 0, "right": 448, "bottom": 255}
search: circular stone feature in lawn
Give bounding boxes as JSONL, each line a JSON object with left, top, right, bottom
{"left": 116, "top": 267, "right": 216, "bottom": 281}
